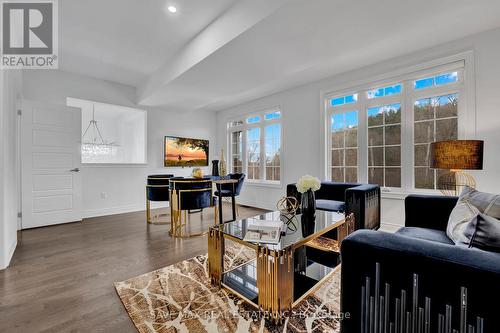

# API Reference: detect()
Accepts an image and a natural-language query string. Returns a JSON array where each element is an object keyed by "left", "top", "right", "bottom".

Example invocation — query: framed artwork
[{"left": 164, "top": 136, "right": 209, "bottom": 167}]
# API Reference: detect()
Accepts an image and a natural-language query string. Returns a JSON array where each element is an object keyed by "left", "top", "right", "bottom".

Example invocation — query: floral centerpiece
[
  {"left": 296, "top": 175, "right": 321, "bottom": 193},
  {"left": 296, "top": 175, "right": 321, "bottom": 236}
]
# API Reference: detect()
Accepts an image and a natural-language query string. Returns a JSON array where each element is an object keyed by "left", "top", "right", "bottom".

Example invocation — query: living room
[{"left": 1, "top": 0, "right": 500, "bottom": 332}]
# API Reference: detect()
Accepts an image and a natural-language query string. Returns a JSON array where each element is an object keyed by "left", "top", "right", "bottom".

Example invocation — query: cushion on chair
[
  {"left": 396, "top": 227, "right": 454, "bottom": 245},
  {"left": 214, "top": 190, "right": 233, "bottom": 197},
  {"left": 316, "top": 199, "right": 345, "bottom": 212}
]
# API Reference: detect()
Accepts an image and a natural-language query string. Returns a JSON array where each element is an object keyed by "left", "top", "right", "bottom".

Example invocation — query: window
[
  {"left": 330, "top": 110, "right": 358, "bottom": 182},
  {"left": 231, "top": 131, "right": 243, "bottom": 173},
  {"left": 67, "top": 98, "right": 147, "bottom": 164},
  {"left": 414, "top": 93, "right": 458, "bottom": 189},
  {"left": 368, "top": 104, "right": 401, "bottom": 187},
  {"left": 227, "top": 108, "right": 282, "bottom": 184},
  {"left": 414, "top": 72, "right": 458, "bottom": 90},
  {"left": 325, "top": 60, "right": 467, "bottom": 192},
  {"left": 265, "top": 123, "right": 281, "bottom": 181},
  {"left": 246, "top": 127, "right": 261, "bottom": 180},
  {"left": 246, "top": 115, "right": 261, "bottom": 124},
  {"left": 367, "top": 84, "right": 402, "bottom": 99},
  {"left": 331, "top": 93, "right": 358, "bottom": 107}
]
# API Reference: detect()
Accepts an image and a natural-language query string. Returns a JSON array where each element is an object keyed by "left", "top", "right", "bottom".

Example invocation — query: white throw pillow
[
  {"left": 458, "top": 186, "right": 500, "bottom": 219},
  {"left": 446, "top": 199, "right": 479, "bottom": 243},
  {"left": 447, "top": 186, "right": 500, "bottom": 244}
]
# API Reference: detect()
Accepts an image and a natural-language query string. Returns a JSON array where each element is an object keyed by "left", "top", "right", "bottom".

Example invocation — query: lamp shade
[{"left": 430, "top": 140, "right": 484, "bottom": 170}]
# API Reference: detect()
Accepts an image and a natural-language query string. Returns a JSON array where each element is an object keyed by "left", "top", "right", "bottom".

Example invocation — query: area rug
[{"left": 115, "top": 245, "right": 341, "bottom": 333}]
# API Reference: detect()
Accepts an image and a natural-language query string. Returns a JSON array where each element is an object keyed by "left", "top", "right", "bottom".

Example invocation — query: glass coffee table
[{"left": 207, "top": 210, "right": 355, "bottom": 322}]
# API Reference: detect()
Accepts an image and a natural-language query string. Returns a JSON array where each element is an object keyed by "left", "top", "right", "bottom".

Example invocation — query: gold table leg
[
  {"left": 146, "top": 196, "right": 151, "bottom": 223},
  {"left": 338, "top": 213, "right": 356, "bottom": 248},
  {"left": 257, "top": 246, "right": 294, "bottom": 323},
  {"left": 208, "top": 227, "right": 224, "bottom": 286}
]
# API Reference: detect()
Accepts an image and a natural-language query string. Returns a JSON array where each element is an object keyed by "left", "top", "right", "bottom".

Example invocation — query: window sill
[{"left": 244, "top": 180, "right": 283, "bottom": 189}]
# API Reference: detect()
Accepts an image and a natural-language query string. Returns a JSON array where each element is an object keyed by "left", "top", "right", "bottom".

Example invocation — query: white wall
[
  {"left": 216, "top": 27, "right": 500, "bottom": 230},
  {"left": 22, "top": 70, "right": 216, "bottom": 218},
  {"left": 0, "top": 69, "right": 22, "bottom": 269}
]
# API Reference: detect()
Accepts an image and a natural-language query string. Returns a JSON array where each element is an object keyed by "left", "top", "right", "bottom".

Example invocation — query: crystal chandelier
[{"left": 82, "top": 105, "right": 119, "bottom": 159}]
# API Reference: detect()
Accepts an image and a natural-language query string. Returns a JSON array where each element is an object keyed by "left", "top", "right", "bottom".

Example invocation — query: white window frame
[
  {"left": 227, "top": 107, "right": 283, "bottom": 186},
  {"left": 321, "top": 52, "right": 475, "bottom": 197}
]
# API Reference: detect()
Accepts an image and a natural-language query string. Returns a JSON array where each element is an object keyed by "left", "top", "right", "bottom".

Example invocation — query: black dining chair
[
  {"left": 214, "top": 173, "right": 245, "bottom": 221},
  {"left": 146, "top": 174, "right": 174, "bottom": 225},
  {"left": 169, "top": 178, "right": 215, "bottom": 237}
]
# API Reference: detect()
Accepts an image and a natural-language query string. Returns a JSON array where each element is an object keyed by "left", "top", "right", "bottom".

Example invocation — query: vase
[
  {"left": 301, "top": 189, "right": 316, "bottom": 237},
  {"left": 219, "top": 149, "right": 227, "bottom": 177},
  {"left": 211, "top": 160, "right": 220, "bottom": 177}
]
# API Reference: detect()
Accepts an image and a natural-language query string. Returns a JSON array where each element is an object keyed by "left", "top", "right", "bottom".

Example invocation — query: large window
[
  {"left": 227, "top": 109, "right": 282, "bottom": 184},
  {"left": 67, "top": 98, "right": 147, "bottom": 164},
  {"left": 325, "top": 61, "right": 468, "bottom": 192}
]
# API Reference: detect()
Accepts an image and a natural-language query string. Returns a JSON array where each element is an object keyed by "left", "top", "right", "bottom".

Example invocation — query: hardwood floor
[{"left": 0, "top": 204, "right": 266, "bottom": 332}]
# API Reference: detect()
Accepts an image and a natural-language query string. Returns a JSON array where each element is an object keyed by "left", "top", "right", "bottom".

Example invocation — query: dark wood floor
[{"left": 0, "top": 204, "right": 265, "bottom": 332}]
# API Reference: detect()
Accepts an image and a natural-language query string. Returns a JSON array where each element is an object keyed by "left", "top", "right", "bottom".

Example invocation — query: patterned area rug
[{"left": 115, "top": 245, "right": 341, "bottom": 332}]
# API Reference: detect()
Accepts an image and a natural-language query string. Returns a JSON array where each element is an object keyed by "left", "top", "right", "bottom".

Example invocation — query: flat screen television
[{"left": 164, "top": 136, "right": 209, "bottom": 167}]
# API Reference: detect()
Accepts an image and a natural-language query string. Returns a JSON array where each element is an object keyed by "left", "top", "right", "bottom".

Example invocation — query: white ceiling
[
  {"left": 59, "top": 0, "right": 238, "bottom": 86},
  {"left": 58, "top": 0, "right": 500, "bottom": 111}
]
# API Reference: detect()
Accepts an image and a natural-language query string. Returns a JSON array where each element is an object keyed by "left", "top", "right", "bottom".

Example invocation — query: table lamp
[{"left": 430, "top": 140, "right": 484, "bottom": 196}]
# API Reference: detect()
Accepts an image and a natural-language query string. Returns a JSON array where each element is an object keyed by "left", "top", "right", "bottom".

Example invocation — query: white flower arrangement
[{"left": 296, "top": 175, "right": 321, "bottom": 193}]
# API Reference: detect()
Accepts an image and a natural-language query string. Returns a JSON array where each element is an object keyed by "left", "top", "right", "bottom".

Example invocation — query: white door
[{"left": 21, "top": 100, "right": 82, "bottom": 229}]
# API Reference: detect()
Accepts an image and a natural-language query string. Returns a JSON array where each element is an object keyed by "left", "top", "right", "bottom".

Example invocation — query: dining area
[{"left": 145, "top": 173, "right": 246, "bottom": 238}]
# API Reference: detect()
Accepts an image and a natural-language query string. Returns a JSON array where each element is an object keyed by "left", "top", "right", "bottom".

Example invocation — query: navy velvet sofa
[
  {"left": 286, "top": 181, "right": 381, "bottom": 230},
  {"left": 340, "top": 194, "right": 500, "bottom": 333}
]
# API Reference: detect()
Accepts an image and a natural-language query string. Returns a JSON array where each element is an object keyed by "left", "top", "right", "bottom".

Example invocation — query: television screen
[{"left": 164, "top": 136, "right": 209, "bottom": 167}]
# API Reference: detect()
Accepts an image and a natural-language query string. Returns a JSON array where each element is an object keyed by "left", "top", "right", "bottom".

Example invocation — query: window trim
[
  {"left": 226, "top": 106, "right": 283, "bottom": 186},
  {"left": 321, "top": 51, "right": 476, "bottom": 195}
]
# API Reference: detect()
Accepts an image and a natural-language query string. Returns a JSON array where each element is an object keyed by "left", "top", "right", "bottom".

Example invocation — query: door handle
[{"left": 69, "top": 168, "right": 80, "bottom": 172}]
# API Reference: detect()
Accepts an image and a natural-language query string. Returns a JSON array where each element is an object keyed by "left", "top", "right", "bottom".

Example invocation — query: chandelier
[{"left": 82, "top": 105, "right": 119, "bottom": 159}]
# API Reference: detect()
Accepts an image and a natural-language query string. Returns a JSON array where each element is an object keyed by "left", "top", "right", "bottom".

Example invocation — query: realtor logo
[{"left": 1, "top": 0, "right": 58, "bottom": 69}]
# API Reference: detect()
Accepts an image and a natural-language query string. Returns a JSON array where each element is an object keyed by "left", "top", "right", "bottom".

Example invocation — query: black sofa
[
  {"left": 287, "top": 181, "right": 380, "bottom": 230},
  {"left": 340, "top": 194, "right": 500, "bottom": 333}
]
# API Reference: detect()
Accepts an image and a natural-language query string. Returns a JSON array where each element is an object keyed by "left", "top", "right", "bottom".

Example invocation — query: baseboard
[
  {"left": 82, "top": 204, "right": 145, "bottom": 219},
  {"left": 0, "top": 239, "right": 17, "bottom": 270}
]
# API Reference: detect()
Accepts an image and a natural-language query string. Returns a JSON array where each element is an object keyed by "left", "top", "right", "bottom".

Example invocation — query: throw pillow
[
  {"left": 446, "top": 199, "right": 479, "bottom": 243},
  {"left": 457, "top": 212, "right": 500, "bottom": 253},
  {"left": 458, "top": 186, "right": 500, "bottom": 219},
  {"left": 446, "top": 186, "right": 500, "bottom": 243}
]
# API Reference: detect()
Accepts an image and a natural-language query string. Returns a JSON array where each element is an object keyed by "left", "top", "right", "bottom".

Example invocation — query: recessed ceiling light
[{"left": 167, "top": 5, "right": 177, "bottom": 13}]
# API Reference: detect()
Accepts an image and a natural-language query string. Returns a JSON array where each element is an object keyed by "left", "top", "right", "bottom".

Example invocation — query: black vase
[
  {"left": 211, "top": 160, "right": 220, "bottom": 177},
  {"left": 301, "top": 189, "right": 316, "bottom": 237}
]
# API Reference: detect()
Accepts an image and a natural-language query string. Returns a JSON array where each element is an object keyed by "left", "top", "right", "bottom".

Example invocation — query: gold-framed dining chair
[
  {"left": 146, "top": 174, "right": 174, "bottom": 225},
  {"left": 169, "top": 178, "right": 216, "bottom": 238}
]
